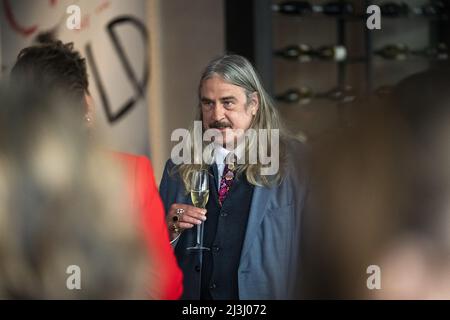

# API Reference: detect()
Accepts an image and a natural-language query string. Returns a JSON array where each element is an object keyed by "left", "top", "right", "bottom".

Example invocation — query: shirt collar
[
  {"left": 213, "top": 144, "right": 245, "bottom": 165},
  {"left": 213, "top": 146, "right": 231, "bottom": 165}
]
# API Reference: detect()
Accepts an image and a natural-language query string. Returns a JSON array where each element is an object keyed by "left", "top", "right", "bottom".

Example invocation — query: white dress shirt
[{"left": 213, "top": 146, "right": 231, "bottom": 190}]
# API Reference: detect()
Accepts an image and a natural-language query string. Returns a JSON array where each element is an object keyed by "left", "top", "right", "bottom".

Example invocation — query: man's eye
[{"left": 223, "top": 101, "right": 233, "bottom": 107}]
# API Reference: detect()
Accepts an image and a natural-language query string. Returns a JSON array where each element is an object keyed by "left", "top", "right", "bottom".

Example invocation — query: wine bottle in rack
[
  {"left": 275, "top": 87, "right": 313, "bottom": 104},
  {"left": 316, "top": 45, "right": 347, "bottom": 62},
  {"left": 374, "top": 44, "right": 409, "bottom": 60},
  {"left": 315, "top": 1, "right": 354, "bottom": 16},
  {"left": 275, "top": 44, "right": 347, "bottom": 62},
  {"left": 316, "top": 86, "right": 356, "bottom": 103},
  {"left": 412, "top": 1, "right": 446, "bottom": 17},
  {"left": 274, "top": 44, "right": 315, "bottom": 62},
  {"left": 375, "top": 85, "right": 394, "bottom": 97},
  {"left": 272, "top": 1, "right": 312, "bottom": 16},
  {"left": 273, "top": 1, "right": 354, "bottom": 17},
  {"left": 411, "top": 43, "right": 449, "bottom": 60},
  {"left": 379, "top": 2, "right": 409, "bottom": 17}
]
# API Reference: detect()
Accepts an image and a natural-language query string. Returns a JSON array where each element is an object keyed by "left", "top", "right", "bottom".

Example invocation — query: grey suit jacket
[{"left": 159, "top": 140, "right": 309, "bottom": 299}]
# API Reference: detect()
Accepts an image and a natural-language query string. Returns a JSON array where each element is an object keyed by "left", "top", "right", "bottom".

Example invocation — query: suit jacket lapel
[
  {"left": 209, "top": 164, "right": 220, "bottom": 206},
  {"left": 212, "top": 163, "right": 219, "bottom": 192},
  {"left": 239, "top": 185, "right": 272, "bottom": 262}
]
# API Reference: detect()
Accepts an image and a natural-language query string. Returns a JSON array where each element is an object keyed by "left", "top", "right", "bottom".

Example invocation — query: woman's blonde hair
[{"left": 0, "top": 87, "right": 149, "bottom": 299}]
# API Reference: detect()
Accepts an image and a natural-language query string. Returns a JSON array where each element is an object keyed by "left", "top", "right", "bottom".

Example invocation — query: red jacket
[{"left": 112, "top": 152, "right": 183, "bottom": 299}]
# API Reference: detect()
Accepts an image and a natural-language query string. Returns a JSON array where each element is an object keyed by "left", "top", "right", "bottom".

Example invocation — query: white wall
[
  {"left": 1, "top": 0, "right": 150, "bottom": 156},
  {"left": 147, "top": 0, "right": 225, "bottom": 182}
]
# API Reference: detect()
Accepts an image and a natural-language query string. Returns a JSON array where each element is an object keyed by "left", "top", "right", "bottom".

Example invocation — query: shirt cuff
[{"left": 170, "top": 234, "right": 181, "bottom": 247}]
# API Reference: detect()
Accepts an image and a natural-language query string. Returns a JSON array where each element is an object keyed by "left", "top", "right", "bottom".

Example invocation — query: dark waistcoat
[{"left": 175, "top": 165, "right": 254, "bottom": 300}]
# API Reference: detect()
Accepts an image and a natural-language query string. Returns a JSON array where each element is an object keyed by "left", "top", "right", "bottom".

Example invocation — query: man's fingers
[
  {"left": 181, "top": 214, "right": 204, "bottom": 225},
  {"left": 182, "top": 206, "right": 207, "bottom": 222},
  {"left": 178, "top": 222, "right": 194, "bottom": 229},
  {"left": 185, "top": 210, "right": 207, "bottom": 222},
  {"left": 172, "top": 203, "right": 206, "bottom": 215},
  {"left": 168, "top": 204, "right": 207, "bottom": 233}
]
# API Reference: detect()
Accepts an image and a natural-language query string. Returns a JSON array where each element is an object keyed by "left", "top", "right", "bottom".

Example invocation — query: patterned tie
[{"left": 218, "top": 164, "right": 235, "bottom": 206}]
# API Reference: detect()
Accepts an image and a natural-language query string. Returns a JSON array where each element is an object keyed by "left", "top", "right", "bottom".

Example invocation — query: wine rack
[
  {"left": 272, "top": 0, "right": 449, "bottom": 104},
  {"left": 225, "top": 0, "right": 450, "bottom": 138},
  {"left": 271, "top": 0, "right": 365, "bottom": 133}
]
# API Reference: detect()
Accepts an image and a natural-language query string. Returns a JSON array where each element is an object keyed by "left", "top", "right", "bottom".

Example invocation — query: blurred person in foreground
[
  {"left": 9, "top": 39, "right": 182, "bottom": 299},
  {"left": 160, "top": 55, "right": 309, "bottom": 299},
  {"left": 300, "top": 67, "right": 450, "bottom": 299},
  {"left": 0, "top": 86, "right": 149, "bottom": 298},
  {"left": 385, "top": 67, "right": 450, "bottom": 299}
]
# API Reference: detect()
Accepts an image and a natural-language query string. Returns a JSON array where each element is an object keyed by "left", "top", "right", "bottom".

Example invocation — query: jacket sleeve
[
  {"left": 159, "top": 159, "right": 178, "bottom": 214},
  {"left": 136, "top": 156, "right": 183, "bottom": 300}
]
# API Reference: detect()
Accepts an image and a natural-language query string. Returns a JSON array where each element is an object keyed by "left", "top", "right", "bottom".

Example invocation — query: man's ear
[{"left": 250, "top": 92, "right": 259, "bottom": 115}]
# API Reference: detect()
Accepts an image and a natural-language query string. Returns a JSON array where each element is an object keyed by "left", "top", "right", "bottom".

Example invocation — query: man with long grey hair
[{"left": 160, "top": 54, "right": 309, "bottom": 299}]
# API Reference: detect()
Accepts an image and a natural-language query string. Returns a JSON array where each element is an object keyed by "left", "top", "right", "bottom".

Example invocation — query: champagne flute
[{"left": 187, "top": 169, "right": 210, "bottom": 251}]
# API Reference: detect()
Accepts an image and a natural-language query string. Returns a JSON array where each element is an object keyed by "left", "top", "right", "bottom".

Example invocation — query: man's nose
[{"left": 212, "top": 103, "right": 225, "bottom": 121}]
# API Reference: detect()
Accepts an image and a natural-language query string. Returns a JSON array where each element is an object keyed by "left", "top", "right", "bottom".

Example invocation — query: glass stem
[{"left": 197, "top": 223, "right": 202, "bottom": 246}]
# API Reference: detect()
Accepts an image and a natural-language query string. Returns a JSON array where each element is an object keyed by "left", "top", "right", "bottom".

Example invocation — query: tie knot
[
  {"left": 225, "top": 153, "right": 237, "bottom": 171},
  {"left": 223, "top": 164, "right": 235, "bottom": 181},
  {"left": 219, "top": 163, "right": 235, "bottom": 206}
]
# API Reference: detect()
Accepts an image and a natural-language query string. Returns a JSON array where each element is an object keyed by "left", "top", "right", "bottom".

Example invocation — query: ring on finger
[
  {"left": 172, "top": 221, "right": 181, "bottom": 234},
  {"left": 172, "top": 208, "right": 185, "bottom": 222}
]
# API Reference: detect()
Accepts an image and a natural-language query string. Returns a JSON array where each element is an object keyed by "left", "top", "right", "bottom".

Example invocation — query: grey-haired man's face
[{"left": 200, "top": 76, "right": 258, "bottom": 148}]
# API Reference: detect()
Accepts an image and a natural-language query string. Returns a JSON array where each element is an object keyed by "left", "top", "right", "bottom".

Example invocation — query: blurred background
[
  {"left": 2, "top": 0, "right": 450, "bottom": 300},
  {"left": 2, "top": 0, "right": 449, "bottom": 181}
]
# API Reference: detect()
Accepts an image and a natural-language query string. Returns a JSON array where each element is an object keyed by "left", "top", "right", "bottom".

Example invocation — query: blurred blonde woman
[
  {"left": 0, "top": 86, "right": 149, "bottom": 299},
  {"left": 9, "top": 38, "right": 183, "bottom": 300}
]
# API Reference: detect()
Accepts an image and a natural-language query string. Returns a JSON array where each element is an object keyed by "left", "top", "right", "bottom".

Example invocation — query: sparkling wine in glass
[{"left": 187, "top": 169, "right": 210, "bottom": 251}]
